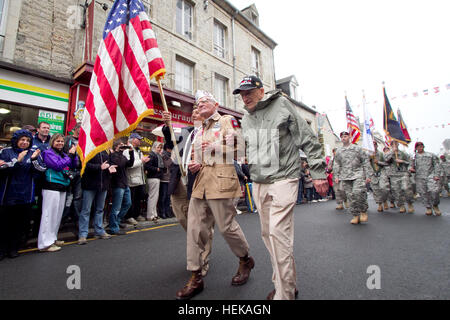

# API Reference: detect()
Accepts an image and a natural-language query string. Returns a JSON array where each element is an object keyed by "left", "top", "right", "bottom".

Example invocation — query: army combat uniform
[
  {"left": 334, "top": 144, "right": 373, "bottom": 221},
  {"left": 439, "top": 158, "right": 450, "bottom": 196},
  {"left": 385, "top": 150, "right": 415, "bottom": 212},
  {"left": 413, "top": 151, "right": 441, "bottom": 215},
  {"left": 369, "top": 150, "right": 389, "bottom": 211},
  {"left": 328, "top": 156, "right": 347, "bottom": 210}
]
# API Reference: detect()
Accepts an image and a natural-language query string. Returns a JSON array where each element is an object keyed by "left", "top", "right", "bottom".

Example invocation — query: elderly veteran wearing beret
[{"left": 175, "top": 91, "right": 254, "bottom": 300}]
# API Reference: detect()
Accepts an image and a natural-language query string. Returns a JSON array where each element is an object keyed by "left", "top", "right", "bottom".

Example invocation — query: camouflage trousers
[
  {"left": 333, "top": 181, "right": 347, "bottom": 204},
  {"left": 341, "top": 179, "right": 368, "bottom": 216},
  {"left": 416, "top": 176, "right": 440, "bottom": 208},
  {"left": 390, "top": 174, "right": 415, "bottom": 206},
  {"left": 371, "top": 174, "right": 389, "bottom": 204},
  {"left": 387, "top": 177, "right": 394, "bottom": 203},
  {"left": 441, "top": 175, "right": 449, "bottom": 193}
]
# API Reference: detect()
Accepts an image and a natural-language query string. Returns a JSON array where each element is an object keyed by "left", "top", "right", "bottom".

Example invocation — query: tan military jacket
[{"left": 191, "top": 112, "right": 242, "bottom": 200}]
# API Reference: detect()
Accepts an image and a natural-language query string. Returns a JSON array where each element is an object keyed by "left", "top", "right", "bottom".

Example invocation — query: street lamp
[{"left": 80, "top": 0, "right": 109, "bottom": 29}]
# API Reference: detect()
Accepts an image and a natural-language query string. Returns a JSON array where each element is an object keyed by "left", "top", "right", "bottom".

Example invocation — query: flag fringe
[
  {"left": 77, "top": 108, "right": 155, "bottom": 176},
  {"left": 150, "top": 68, "right": 166, "bottom": 80}
]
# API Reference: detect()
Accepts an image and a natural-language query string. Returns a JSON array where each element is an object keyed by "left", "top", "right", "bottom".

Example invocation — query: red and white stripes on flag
[
  {"left": 385, "top": 135, "right": 392, "bottom": 148},
  {"left": 345, "top": 96, "right": 361, "bottom": 144},
  {"left": 77, "top": 0, "right": 165, "bottom": 175}
]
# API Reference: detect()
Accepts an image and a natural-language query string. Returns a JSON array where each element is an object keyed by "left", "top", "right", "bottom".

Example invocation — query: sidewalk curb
[{"left": 21, "top": 217, "right": 179, "bottom": 251}]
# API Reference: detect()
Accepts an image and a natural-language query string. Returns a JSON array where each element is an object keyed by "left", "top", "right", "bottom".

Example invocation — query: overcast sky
[{"left": 231, "top": 0, "right": 450, "bottom": 154}]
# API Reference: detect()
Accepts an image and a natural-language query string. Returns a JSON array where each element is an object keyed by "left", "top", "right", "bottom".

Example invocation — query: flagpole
[{"left": 156, "top": 77, "right": 186, "bottom": 177}]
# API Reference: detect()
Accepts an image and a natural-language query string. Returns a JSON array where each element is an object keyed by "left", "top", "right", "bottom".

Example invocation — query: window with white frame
[
  {"left": 213, "top": 20, "right": 226, "bottom": 58},
  {"left": 0, "top": 0, "right": 9, "bottom": 53},
  {"left": 214, "top": 74, "right": 228, "bottom": 106},
  {"left": 175, "top": 57, "right": 194, "bottom": 94},
  {"left": 251, "top": 47, "right": 261, "bottom": 78},
  {"left": 176, "top": 0, "right": 193, "bottom": 40},
  {"left": 290, "top": 82, "right": 298, "bottom": 100}
]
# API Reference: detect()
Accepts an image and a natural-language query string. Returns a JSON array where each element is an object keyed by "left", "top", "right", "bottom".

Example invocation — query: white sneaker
[
  {"left": 40, "top": 244, "right": 61, "bottom": 252},
  {"left": 236, "top": 209, "right": 243, "bottom": 215},
  {"left": 127, "top": 218, "right": 138, "bottom": 225},
  {"left": 136, "top": 216, "right": 146, "bottom": 222},
  {"left": 312, "top": 200, "right": 318, "bottom": 203}
]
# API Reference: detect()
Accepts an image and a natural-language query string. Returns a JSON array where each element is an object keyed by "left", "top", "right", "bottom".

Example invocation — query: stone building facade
[{"left": 0, "top": 0, "right": 277, "bottom": 144}]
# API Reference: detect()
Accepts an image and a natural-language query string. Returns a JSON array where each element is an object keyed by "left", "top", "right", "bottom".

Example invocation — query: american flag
[
  {"left": 78, "top": 0, "right": 165, "bottom": 175},
  {"left": 345, "top": 96, "right": 361, "bottom": 144},
  {"left": 385, "top": 135, "right": 392, "bottom": 148}
]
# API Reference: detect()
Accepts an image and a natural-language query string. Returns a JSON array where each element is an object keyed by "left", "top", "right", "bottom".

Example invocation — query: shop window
[{"left": 0, "top": 102, "right": 65, "bottom": 147}]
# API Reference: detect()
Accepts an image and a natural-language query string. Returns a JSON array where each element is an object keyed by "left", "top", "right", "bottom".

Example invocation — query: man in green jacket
[{"left": 233, "top": 76, "right": 328, "bottom": 300}]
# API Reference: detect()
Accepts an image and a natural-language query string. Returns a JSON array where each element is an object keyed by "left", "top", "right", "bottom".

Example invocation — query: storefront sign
[{"left": 38, "top": 110, "right": 65, "bottom": 135}]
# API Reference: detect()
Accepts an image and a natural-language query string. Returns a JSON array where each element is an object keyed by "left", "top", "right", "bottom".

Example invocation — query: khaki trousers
[
  {"left": 171, "top": 179, "right": 214, "bottom": 269},
  {"left": 253, "top": 178, "right": 299, "bottom": 300},
  {"left": 187, "top": 197, "right": 249, "bottom": 271}
]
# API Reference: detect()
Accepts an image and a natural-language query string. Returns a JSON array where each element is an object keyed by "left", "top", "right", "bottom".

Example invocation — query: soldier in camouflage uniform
[
  {"left": 385, "top": 141, "right": 415, "bottom": 213},
  {"left": 411, "top": 142, "right": 441, "bottom": 216},
  {"left": 369, "top": 141, "right": 390, "bottom": 212},
  {"left": 439, "top": 155, "right": 450, "bottom": 197},
  {"left": 382, "top": 146, "right": 394, "bottom": 210},
  {"left": 334, "top": 132, "right": 373, "bottom": 224},
  {"left": 328, "top": 148, "right": 347, "bottom": 210}
]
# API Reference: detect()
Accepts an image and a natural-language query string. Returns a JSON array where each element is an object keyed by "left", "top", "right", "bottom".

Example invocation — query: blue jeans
[
  {"left": 296, "top": 179, "right": 304, "bottom": 204},
  {"left": 305, "top": 188, "right": 314, "bottom": 202},
  {"left": 158, "top": 182, "right": 171, "bottom": 218},
  {"left": 78, "top": 189, "right": 108, "bottom": 238},
  {"left": 109, "top": 187, "right": 131, "bottom": 233}
]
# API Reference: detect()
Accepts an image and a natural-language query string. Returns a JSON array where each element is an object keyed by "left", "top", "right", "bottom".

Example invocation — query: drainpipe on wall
[{"left": 231, "top": 9, "right": 238, "bottom": 110}]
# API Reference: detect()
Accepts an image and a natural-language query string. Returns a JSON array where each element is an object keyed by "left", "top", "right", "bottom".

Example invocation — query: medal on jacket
[{"left": 212, "top": 122, "right": 221, "bottom": 137}]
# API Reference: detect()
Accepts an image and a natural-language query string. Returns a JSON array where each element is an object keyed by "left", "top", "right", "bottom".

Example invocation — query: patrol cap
[
  {"left": 340, "top": 131, "right": 349, "bottom": 138},
  {"left": 233, "top": 75, "right": 263, "bottom": 94}
]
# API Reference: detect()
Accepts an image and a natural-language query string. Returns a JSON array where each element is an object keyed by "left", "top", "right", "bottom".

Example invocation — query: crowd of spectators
[{"left": 0, "top": 122, "right": 178, "bottom": 260}]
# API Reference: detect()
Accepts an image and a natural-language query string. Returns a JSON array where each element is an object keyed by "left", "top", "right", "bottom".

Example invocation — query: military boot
[
  {"left": 344, "top": 200, "right": 350, "bottom": 208},
  {"left": 360, "top": 212, "right": 368, "bottom": 223},
  {"left": 350, "top": 215, "right": 360, "bottom": 225},
  {"left": 425, "top": 208, "right": 433, "bottom": 216},
  {"left": 407, "top": 203, "right": 415, "bottom": 213},
  {"left": 231, "top": 255, "right": 255, "bottom": 286},
  {"left": 176, "top": 271, "right": 204, "bottom": 300},
  {"left": 377, "top": 204, "right": 383, "bottom": 212},
  {"left": 390, "top": 201, "right": 396, "bottom": 208},
  {"left": 336, "top": 203, "right": 344, "bottom": 210},
  {"left": 399, "top": 206, "right": 406, "bottom": 213},
  {"left": 433, "top": 206, "right": 441, "bottom": 216},
  {"left": 383, "top": 201, "right": 389, "bottom": 210}
]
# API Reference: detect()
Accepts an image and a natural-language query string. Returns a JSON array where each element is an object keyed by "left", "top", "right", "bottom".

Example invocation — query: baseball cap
[
  {"left": 130, "top": 133, "right": 143, "bottom": 140},
  {"left": 233, "top": 75, "right": 263, "bottom": 94}
]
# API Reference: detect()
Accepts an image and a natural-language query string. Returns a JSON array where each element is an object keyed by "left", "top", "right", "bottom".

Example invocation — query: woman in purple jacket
[{"left": 38, "top": 134, "right": 78, "bottom": 252}]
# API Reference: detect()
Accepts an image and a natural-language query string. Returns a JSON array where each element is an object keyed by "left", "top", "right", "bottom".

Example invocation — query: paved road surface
[{"left": 1, "top": 196, "right": 449, "bottom": 300}]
